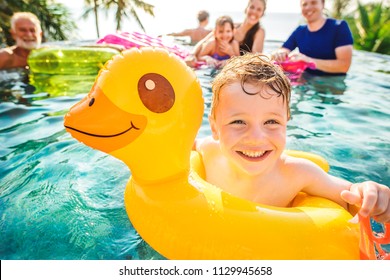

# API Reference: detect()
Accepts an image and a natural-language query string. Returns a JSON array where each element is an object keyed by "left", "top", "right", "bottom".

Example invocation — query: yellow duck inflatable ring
[{"left": 64, "top": 47, "right": 360, "bottom": 259}]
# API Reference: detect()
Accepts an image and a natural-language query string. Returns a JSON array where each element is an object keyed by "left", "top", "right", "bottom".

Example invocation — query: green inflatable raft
[{"left": 28, "top": 46, "right": 120, "bottom": 75}]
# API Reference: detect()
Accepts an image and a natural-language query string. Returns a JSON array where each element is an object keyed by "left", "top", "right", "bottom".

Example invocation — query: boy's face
[{"left": 209, "top": 81, "right": 288, "bottom": 175}]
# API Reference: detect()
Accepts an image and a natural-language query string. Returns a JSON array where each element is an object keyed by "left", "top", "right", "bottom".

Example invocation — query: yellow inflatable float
[{"left": 64, "top": 47, "right": 360, "bottom": 259}]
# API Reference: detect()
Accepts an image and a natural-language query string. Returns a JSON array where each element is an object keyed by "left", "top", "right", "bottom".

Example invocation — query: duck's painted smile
[
  {"left": 65, "top": 121, "right": 140, "bottom": 138},
  {"left": 64, "top": 85, "right": 146, "bottom": 153}
]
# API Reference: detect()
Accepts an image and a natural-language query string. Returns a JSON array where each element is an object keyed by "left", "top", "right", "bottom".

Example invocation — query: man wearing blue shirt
[{"left": 273, "top": 0, "right": 353, "bottom": 75}]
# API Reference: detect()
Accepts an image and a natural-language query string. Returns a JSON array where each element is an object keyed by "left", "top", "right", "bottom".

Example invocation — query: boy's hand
[{"left": 341, "top": 181, "right": 390, "bottom": 223}]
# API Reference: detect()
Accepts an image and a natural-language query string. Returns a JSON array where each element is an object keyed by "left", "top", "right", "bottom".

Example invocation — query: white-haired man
[{"left": 0, "top": 12, "right": 42, "bottom": 70}]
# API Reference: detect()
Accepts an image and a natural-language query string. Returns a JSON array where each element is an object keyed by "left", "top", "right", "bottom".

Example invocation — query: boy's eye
[
  {"left": 265, "top": 119, "right": 279, "bottom": 125},
  {"left": 230, "top": 120, "right": 246, "bottom": 125}
]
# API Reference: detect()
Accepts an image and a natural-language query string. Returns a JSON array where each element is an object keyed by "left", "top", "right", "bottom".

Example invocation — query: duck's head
[{"left": 64, "top": 47, "right": 204, "bottom": 183}]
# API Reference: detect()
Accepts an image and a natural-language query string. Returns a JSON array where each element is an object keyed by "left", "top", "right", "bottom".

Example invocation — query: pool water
[{"left": 0, "top": 42, "right": 389, "bottom": 260}]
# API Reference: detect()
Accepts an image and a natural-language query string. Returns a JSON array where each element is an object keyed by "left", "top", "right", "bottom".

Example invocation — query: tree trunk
[{"left": 94, "top": 0, "right": 100, "bottom": 38}]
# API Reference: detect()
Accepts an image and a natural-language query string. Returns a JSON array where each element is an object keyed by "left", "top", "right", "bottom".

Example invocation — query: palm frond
[
  {"left": 372, "top": 1, "right": 383, "bottom": 25},
  {"left": 357, "top": 1, "right": 371, "bottom": 31},
  {"left": 128, "top": 6, "right": 145, "bottom": 31}
]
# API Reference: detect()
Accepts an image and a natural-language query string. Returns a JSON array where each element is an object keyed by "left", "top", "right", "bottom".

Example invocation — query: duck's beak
[{"left": 64, "top": 84, "right": 147, "bottom": 153}]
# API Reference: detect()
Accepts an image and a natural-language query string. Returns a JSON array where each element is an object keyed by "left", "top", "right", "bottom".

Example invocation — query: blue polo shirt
[{"left": 282, "top": 18, "right": 353, "bottom": 75}]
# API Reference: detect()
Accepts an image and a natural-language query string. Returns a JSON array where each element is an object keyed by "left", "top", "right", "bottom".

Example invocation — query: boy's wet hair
[{"left": 211, "top": 53, "right": 291, "bottom": 119}]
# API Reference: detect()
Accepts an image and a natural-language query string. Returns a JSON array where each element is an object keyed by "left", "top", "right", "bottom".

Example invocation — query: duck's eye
[
  {"left": 138, "top": 73, "right": 175, "bottom": 113},
  {"left": 89, "top": 97, "right": 95, "bottom": 107},
  {"left": 145, "top": 79, "right": 155, "bottom": 90}
]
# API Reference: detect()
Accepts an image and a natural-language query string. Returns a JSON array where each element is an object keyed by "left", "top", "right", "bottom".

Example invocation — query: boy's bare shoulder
[
  {"left": 279, "top": 153, "right": 332, "bottom": 194},
  {"left": 281, "top": 153, "right": 327, "bottom": 176},
  {"left": 196, "top": 136, "right": 217, "bottom": 149},
  {"left": 195, "top": 136, "right": 220, "bottom": 157}
]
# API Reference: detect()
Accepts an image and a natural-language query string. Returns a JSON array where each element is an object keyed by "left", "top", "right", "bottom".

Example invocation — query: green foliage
[
  {"left": 346, "top": 1, "right": 390, "bottom": 55},
  {"left": 82, "top": 0, "right": 155, "bottom": 37},
  {"left": 331, "top": 0, "right": 352, "bottom": 19},
  {"left": 0, "top": 0, "right": 76, "bottom": 46}
]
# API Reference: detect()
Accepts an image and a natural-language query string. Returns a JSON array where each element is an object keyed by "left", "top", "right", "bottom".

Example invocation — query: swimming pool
[{"left": 0, "top": 42, "right": 389, "bottom": 259}]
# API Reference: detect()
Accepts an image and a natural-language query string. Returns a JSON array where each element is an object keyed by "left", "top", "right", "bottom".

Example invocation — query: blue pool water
[{"left": 0, "top": 42, "right": 389, "bottom": 260}]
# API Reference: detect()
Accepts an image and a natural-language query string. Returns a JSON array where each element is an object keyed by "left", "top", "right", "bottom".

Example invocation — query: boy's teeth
[{"left": 242, "top": 151, "right": 265, "bottom": 158}]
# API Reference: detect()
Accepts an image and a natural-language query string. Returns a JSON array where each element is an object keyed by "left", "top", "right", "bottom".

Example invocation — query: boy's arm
[
  {"left": 289, "top": 157, "right": 351, "bottom": 209},
  {"left": 296, "top": 158, "right": 390, "bottom": 222}
]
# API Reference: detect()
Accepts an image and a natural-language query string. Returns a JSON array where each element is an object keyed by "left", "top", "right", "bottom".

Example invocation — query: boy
[{"left": 195, "top": 53, "right": 390, "bottom": 223}]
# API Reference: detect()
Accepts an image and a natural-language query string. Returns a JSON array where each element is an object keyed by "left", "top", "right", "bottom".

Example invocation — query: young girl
[
  {"left": 197, "top": 15, "right": 240, "bottom": 68},
  {"left": 191, "top": 0, "right": 266, "bottom": 61},
  {"left": 195, "top": 53, "right": 390, "bottom": 223}
]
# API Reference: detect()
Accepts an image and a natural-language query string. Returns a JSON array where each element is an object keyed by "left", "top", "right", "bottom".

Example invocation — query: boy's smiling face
[{"left": 209, "top": 81, "right": 288, "bottom": 176}]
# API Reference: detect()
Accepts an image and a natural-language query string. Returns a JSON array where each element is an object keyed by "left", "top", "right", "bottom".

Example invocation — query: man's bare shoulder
[
  {"left": 0, "top": 46, "right": 16, "bottom": 55},
  {"left": 0, "top": 47, "right": 14, "bottom": 69},
  {"left": 0, "top": 48, "right": 12, "bottom": 63}
]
